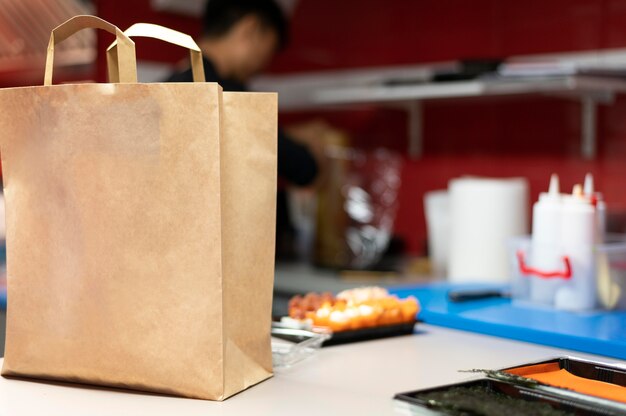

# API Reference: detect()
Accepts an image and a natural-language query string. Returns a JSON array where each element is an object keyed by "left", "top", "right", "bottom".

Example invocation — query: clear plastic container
[
  {"left": 271, "top": 326, "right": 330, "bottom": 369},
  {"left": 510, "top": 234, "right": 626, "bottom": 310}
]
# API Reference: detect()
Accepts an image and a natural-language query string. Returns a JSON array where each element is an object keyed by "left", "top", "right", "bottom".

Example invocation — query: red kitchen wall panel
[
  {"left": 269, "top": 0, "right": 498, "bottom": 72},
  {"left": 268, "top": 0, "right": 615, "bottom": 73},
  {"left": 492, "top": 1, "right": 605, "bottom": 56},
  {"left": 606, "top": 0, "right": 626, "bottom": 47},
  {"left": 96, "top": 0, "right": 626, "bottom": 255}
]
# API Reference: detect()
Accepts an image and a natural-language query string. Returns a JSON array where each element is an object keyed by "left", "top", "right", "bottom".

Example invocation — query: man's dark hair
[{"left": 202, "top": 0, "right": 288, "bottom": 49}]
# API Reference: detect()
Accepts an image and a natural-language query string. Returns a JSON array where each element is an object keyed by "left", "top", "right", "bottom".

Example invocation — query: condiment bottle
[
  {"left": 529, "top": 174, "right": 563, "bottom": 305},
  {"left": 554, "top": 184, "right": 597, "bottom": 311}
]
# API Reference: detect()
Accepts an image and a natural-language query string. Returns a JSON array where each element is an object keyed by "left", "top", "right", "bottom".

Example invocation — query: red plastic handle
[{"left": 516, "top": 250, "right": 572, "bottom": 279}]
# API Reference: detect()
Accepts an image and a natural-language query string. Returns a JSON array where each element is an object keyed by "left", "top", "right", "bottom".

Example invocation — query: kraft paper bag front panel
[{"left": 0, "top": 82, "right": 276, "bottom": 400}]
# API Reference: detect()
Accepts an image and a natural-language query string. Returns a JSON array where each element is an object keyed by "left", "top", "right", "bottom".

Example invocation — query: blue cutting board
[{"left": 389, "top": 282, "right": 626, "bottom": 360}]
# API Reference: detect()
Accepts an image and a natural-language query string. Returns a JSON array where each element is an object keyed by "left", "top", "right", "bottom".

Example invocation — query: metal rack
[{"left": 254, "top": 67, "right": 626, "bottom": 159}]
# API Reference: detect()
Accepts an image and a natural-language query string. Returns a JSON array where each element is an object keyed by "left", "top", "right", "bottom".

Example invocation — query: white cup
[{"left": 424, "top": 190, "right": 450, "bottom": 277}]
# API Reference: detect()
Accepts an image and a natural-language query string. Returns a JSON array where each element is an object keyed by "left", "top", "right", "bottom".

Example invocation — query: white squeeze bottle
[
  {"left": 584, "top": 173, "right": 606, "bottom": 243},
  {"left": 529, "top": 174, "right": 564, "bottom": 305},
  {"left": 554, "top": 184, "right": 597, "bottom": 311}
]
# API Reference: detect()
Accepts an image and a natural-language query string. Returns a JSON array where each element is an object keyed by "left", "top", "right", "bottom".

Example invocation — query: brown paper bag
[{"left": 0, "top": 16, "right": 277, "bottom": 401}]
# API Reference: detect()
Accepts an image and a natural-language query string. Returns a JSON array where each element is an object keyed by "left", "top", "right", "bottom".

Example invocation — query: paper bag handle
[
  {"left": 107, "top": 23, "right": 206, "bottom": 83},
  {"left": 44, "top": 15, "right": 137, "bottom": 86}
]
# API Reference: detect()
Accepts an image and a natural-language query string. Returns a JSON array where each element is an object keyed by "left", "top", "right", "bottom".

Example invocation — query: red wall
[{"left": 96, "top": 0, "right": 626, "bottom": 255}]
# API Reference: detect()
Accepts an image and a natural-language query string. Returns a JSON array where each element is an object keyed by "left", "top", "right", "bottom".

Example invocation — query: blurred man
[{"left": 167, "top": 0, "right": 319, "bottom": 259}]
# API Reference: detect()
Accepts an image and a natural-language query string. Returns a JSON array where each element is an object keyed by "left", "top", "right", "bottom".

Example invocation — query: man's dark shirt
[{"left": 166, "top": 57, "right": 318, "bottom": 187}]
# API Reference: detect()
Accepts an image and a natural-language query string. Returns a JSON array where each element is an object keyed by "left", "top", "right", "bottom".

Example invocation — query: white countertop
[{"left": 0, "top": 324, "right": 622, "bottom": 416}]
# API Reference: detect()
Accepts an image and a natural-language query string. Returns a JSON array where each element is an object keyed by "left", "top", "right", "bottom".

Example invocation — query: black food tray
[
  {"left": 503, "top": 356, "right": 626, "bottom": 387},
  {"left": 395, "top": 378, "right": 626, "bottom": 416},
  {"left": 322, "top": 320, "right": 416, "bottom": 347}
]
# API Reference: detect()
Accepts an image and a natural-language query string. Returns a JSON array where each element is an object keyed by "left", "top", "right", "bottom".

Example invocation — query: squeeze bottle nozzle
[
  {"left": 583, "top": 173, "right": 594, "bottom": 196},
  {"left": 548, "top": 173, "right": 560, "bottom": 195}
]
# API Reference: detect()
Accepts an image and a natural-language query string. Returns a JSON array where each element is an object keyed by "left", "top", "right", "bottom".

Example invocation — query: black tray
[
  {"left": 503, "top": 356, "right": 626, "bottom": 387},
  {"left": 322, "top": 320, "right": 416, "bottom": 347},
  {"left": 395, "top": 378, "right": 626, "bottom": 416}
]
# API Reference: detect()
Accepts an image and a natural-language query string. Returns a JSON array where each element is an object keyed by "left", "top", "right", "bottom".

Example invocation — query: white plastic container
[{"left": 510, "top": 235, "right": 626, "bottom": 311}]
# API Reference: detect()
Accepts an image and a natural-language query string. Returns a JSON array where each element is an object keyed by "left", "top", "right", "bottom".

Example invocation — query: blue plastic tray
[{"left": 389, "top": 282, "right": 626, "bottom": 360}]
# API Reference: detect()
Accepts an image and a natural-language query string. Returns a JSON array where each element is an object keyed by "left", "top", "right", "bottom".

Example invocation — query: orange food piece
[
  {"left": 401, "top": 297, "right": 420, "bottom": 321},
  {"left": 288, "top": 289, "right": 420, "bottom": 332},
  {"left": 508, "top": 364, "right": 626, "bottom": 404}
]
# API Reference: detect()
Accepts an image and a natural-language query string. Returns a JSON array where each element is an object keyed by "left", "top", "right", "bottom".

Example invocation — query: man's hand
[{"left": 285, "top": 120, "right": 347, "bottom": 187}]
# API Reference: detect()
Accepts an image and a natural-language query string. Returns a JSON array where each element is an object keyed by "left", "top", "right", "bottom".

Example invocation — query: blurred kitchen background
[{"left": 4, "top": 0, "right": 626, "bottom": 343}]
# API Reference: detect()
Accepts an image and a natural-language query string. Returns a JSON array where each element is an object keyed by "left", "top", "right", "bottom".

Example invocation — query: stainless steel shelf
[
  {"left": 314, "top": 75, "right": 625, "bottom": 104},
  {"left": 255, "top": 72, "right": 626, "bottom": 159},
  {"left": 316, "top": 75, "right": 626, "bottom": 158}
]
